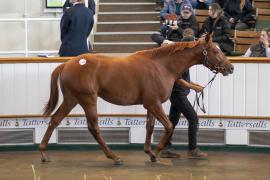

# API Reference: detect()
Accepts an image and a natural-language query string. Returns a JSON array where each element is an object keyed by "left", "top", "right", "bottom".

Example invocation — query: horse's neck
[{"left": 159, "top": 46, "right": 202, "bottom": 79}]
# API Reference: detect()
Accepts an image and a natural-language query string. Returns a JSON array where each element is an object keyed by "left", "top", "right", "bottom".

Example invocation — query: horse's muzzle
[{"left": 222, "top": 64, "right": 234, "bottom": 76}]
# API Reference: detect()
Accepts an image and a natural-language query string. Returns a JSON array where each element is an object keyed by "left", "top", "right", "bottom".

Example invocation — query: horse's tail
[{"left": 43, "top": 63, "right": 65, "bottom": 117}]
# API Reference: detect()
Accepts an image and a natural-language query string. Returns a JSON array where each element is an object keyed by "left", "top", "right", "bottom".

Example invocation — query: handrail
[
  {"left": 0, "top": 56, "right": 270, "bottom": 64},
  {"left": 0, "top": 114, "right": 269, "bottom": 120}
]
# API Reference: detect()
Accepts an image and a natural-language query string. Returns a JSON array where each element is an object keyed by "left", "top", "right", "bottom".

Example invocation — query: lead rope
[{"left": 193, "top": 73, "right": 217, "bottom": 113}]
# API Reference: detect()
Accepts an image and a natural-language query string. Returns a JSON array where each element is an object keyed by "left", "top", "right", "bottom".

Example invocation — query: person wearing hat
[
  {"left": 160, "top": 0, "right": 194, "bottom": 21},
  {"left": 152, "top": 4, "right": 198, "bottom": 46}
]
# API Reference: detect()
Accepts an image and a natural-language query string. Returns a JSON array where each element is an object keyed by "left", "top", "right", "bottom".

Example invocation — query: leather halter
[
  {"left": 193, "top": 49, "right": 225, "bottom": 113},
  {"left": 201, "top": 49, "right": 226, "bottom": 74}
]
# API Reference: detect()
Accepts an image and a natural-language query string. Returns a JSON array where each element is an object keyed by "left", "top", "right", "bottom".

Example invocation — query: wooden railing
[{"left": 0, "top": 56, "right": 270, "bottom": 64}]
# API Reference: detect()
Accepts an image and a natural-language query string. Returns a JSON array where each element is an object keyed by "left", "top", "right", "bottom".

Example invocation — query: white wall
[{"left": 0, "top": 62, "right": 270, "bottom": 117}]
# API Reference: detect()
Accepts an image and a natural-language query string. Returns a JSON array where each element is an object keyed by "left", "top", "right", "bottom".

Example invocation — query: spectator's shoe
[
  {"left": 187, "top": 148, "right": 208, "bottom": 159},
  {"left": 160, "top": 149, "right": 180, "bottom": 158},
  {"left": 155, "top": 6, "right": 162, "bottom": 11}
]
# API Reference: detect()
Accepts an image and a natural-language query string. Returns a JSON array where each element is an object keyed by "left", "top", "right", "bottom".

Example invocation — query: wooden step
[
  {"left": 94, "top": 32, "right": 156, "bottom": 42},
  {"left": 93, "top": 42, "right": 157, "bottom": 53},
  {"left": 98, "top": 12, "right": 159, "bottom": 22},
  {"left": 96, "top": 22, "right": 160, "bottom": 32}
]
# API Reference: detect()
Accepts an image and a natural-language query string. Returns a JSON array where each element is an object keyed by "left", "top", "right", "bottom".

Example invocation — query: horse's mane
[{"left": 135, "top": 40, "right": 200, "bottom": 59}]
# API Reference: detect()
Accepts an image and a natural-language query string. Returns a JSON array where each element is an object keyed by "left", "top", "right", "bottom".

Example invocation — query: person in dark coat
[
  {"left": 199, "top": 3, "right": 233, "bottom": 54},
  {"left": 63, "top": 0, "right": 96, "bottom": 15},
  {"left": 160, "top": 32, "right": 207, "bottom": 159},
  {"left": 59, "top": 0, "right": 94, "bottom": 57},
  {"left": 223, "top": 0, "right": 253, "bottom": 30},
  {"left": 152, "top": 5, "right": 199, "bottom": 45}
]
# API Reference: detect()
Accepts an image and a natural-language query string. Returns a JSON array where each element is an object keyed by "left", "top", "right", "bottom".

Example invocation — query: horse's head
[{"left": 199, "top": 33, "right": 234, "bottom": 76}]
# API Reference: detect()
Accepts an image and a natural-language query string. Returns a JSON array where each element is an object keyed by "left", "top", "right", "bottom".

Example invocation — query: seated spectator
[
  {"left": 181, "top": 28, "right": 196, "bottom": 41},
  {"left": 243, "top": 28, "right": 270, "bottom": 57},
  {"left": 199, "top": 3, "right": 233, "bottom": 54},
  {"left": 160, "top": 0, "right": 194, "bottom": 21},
  {"left": 190, "top": 0, "right": 213, "bottom": 9},
  {"left": 63, "top": 0, "right": 96, "bottom": 15},
  {"left": 153, "top": 4, "right": 198, "bottom": 45},
  {"left": 223, "top": 0, "right": 253, "bottom": 30}
]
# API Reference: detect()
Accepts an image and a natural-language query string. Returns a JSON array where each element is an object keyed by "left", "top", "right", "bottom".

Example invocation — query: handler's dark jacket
[
  {"left": 223, "top": 0, "right": 253, "bottom": 23},
  {"left": 200, "top": 16, "right": 233, "bottom": 53},
  {"left": 172, "top": 70, "right": 190, "bottom": 96},
  {"left": 59, "top": 4, "right": 94, "bottom": 57}
]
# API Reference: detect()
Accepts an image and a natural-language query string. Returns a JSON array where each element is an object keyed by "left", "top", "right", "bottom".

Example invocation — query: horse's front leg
[
  {"left": 146, "top": 103, "right": 173, "bottom": 159},
  {"left": 144, "top": 110, "right": 157, "bottom": 162}
]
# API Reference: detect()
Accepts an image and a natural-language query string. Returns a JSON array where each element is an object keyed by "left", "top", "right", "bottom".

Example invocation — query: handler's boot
[
  {"left": 160, "top": 148, "right": 180, "bottom": 158},
  {"left": 187, "top": 148, "right": 208, "bottom": 159}
]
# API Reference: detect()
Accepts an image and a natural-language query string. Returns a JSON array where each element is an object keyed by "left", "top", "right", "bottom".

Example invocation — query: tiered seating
[
  {"left": 194, "top": 9, "right": 208, "bottom": 29},
  {"left": 255, "top": 8, "right": 270, "bottom": 30},
  {"left": 253, "top": 0, "right": 270, "bottom": 8}
]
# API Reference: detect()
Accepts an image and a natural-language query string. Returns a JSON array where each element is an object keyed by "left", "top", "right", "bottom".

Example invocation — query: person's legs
[
  {"left": 235, "top": 22, "right": 248, "bottom": 30},
  {"left": 190, "top": 0, "right": 198, "bottom": 9},
  {"left": 151, "top": 33, "right": 166, "bottom": 45},
  {"left": 205, "top": 0, "right": 213, "bottom": 7},
  {"left": 179, "top": 96, "right": 207, "bottom": 158},
  {"left": 178, "top": 96, "right": 198, "bottom": 150}
]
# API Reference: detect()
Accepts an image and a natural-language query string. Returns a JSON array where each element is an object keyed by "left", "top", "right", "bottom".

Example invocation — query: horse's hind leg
[
  {"left": 81, "top": 100, "right": 122, "bottom": 165},
  {"left": 39, "top": 98, "right": 76, "bottom": 162},
  {"left": 144, "top": 111, "right": 157, "bottom": 162}
]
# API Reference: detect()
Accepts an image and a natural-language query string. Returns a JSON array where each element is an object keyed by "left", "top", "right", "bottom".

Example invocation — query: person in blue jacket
[{"left": 59, "top": 0, "right": 94, "bottom": 57}]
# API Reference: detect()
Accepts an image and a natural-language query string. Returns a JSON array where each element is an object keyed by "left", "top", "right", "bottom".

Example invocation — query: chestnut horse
[{"left": 39, "top": 34, "right": 234, "bottom": 165}]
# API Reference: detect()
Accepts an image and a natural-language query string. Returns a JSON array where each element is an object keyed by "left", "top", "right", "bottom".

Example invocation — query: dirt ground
[{"left": 0, "top": 150, "right": 269, "bottom": 180}]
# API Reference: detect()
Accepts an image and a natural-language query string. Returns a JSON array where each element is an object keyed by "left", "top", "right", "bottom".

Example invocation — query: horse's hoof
[
  {"left": 150, "top": 155, "right": 157, "bottom": 162},
  {"left": 41, "top": 156, "right": 50, "bottom": 163},
  {"left": 114, "top": 159, "right": 123, "bottom": 166}
]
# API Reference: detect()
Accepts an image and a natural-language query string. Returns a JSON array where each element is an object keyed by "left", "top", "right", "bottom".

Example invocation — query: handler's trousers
[{"left": 165, "top": 93, "right": 199, "bottom": 151}]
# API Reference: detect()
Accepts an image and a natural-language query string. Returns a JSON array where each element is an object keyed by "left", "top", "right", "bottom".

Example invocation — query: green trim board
[{"left": 0, "top": 144, "right": 269, "bottom": 153}]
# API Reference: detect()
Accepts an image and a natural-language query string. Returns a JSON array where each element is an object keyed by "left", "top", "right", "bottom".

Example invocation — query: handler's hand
[{"left": 192, "top": 84, "right": 204, "bottom": 93}]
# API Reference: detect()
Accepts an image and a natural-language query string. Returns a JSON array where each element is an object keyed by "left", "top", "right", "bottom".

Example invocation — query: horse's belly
[{"left": 98, "top": 90, "right": 141, "bottom": 106}]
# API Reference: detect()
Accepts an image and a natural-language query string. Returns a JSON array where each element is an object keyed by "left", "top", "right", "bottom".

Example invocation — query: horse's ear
[{"left": 205, "top": 33, "right": 213, "bottom": 44}]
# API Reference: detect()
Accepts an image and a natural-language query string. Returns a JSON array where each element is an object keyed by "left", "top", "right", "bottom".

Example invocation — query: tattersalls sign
[{"left": 0, "top": 116, "right": 269, "bottom": 130}]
